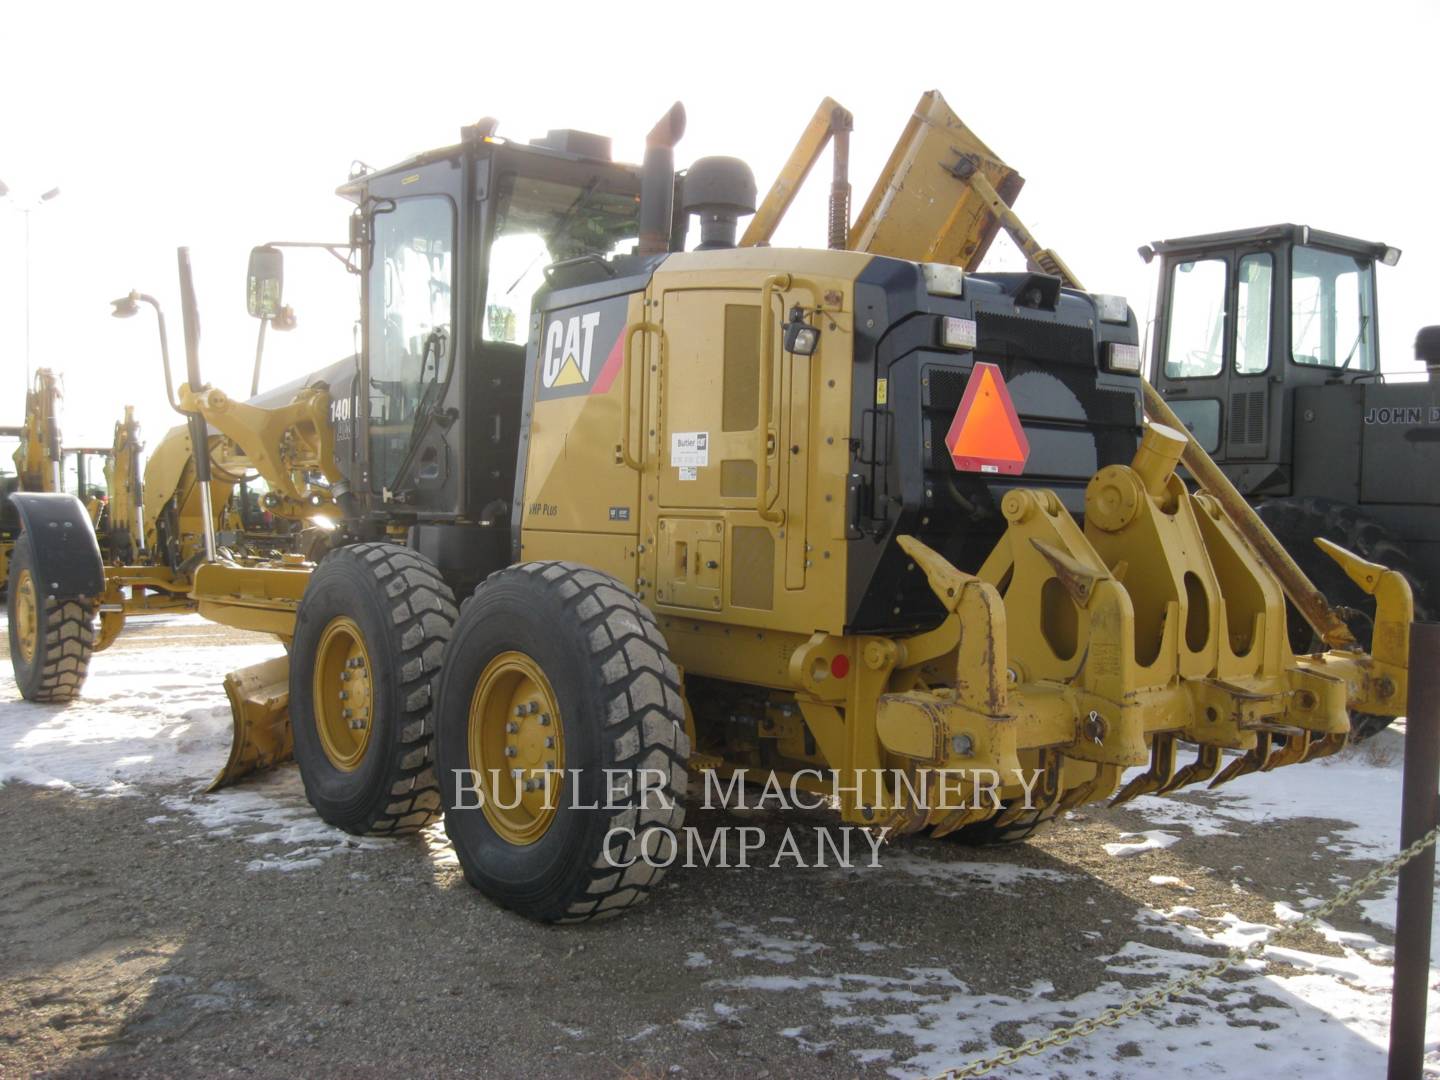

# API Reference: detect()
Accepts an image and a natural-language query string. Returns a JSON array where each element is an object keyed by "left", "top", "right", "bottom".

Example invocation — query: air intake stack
[{"left": 682, "top": 157, "right": 757, "bottom": 250}]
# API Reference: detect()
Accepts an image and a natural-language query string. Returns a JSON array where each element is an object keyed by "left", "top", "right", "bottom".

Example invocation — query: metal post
[{"left": 1388, "top": 620, "right": 1440, "bottom": 1079}]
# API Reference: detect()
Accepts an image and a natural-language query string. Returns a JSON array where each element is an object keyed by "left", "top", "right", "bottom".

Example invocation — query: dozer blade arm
[{"left": 741, "top": 97, "right": 853, "bottom": 249}]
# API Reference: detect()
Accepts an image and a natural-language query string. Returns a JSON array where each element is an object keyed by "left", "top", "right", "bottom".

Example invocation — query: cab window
[
  {"left": 1163, "top": 258, "right": 1226, "bottom": 378},
  {"left": 1291, "top": 245, "right": 1376, "bottom": 371},
  {"left": 1233, "top": 253, "right": 1273, "bottom": 375},
  {"left": 367, "top": 196, "right": 455, "bottom": 489},
  {"left": 482, "top": 173, "right": 640, "bottom": 345}
]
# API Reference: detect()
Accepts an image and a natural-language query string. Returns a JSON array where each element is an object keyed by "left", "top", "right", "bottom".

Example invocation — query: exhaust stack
[{"left": 638, "top": 102, "right": 686, "bottom": 255}]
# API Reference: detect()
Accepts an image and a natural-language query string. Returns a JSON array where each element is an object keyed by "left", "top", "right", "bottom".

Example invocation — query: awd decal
[{"left": 536, "top": 294, "right": 629, "bottom": 401}]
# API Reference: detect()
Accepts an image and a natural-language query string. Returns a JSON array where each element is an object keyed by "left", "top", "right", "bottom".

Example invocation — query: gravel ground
[{"left": 0, "top": 618, "right": 1411, "bottom": 1078}]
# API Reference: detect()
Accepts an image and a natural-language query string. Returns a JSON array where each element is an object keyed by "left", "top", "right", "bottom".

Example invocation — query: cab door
[
  {"left": 1223, "top": 251, "right": 1275, "bottom": 461},
  {"left": 360, "top": 160, "right": 465, "bottom": 512},
  {"left": 1155, "top": 248, "right": 1275, "bottom": 466}
]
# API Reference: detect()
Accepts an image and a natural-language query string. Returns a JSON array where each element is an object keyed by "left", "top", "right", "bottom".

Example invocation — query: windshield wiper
[{"left": 1337, "top": 313, "right": 1370, "bottom": 371}]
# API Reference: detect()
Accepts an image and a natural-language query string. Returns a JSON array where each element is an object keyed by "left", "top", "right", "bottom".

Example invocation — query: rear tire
[
  {"left": 6, "top": 531, "right": 95, "bottom": 703},
  {"left": 436, "top": 562, "right": 689, "bottom": 923},
  {"left": 289, "top": 543, "right": 456, "bottom": 836}
]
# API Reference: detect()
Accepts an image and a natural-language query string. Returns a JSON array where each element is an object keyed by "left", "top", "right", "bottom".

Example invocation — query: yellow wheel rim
[
  {"left": 312, "top": 616, "right": 374, "bottom": 772},
  {"left": 467, "top": 651, "right": 565, "bottom": 846},
  {"left": 15, "top": 569, "right": 38, "bottom": 665}
]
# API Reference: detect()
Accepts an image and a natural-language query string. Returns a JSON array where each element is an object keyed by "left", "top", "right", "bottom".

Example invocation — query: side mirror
[{"left": 246, "top": 245, "right": 284, "bottom": 319}]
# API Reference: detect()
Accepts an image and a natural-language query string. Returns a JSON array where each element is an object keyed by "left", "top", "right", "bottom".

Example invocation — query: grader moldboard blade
[{"left": 207, "top": 656, "right": 293, "bottom": 792}]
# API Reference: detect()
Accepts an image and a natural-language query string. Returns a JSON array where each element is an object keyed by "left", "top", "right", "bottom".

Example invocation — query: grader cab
[{"left": 5, "top": 92, "right": 1413, "bottom": 923}]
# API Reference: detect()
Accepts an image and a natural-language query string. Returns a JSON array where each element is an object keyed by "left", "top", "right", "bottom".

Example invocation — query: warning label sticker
[
  {"left": 677, "top": 466, "right": 698, "bottom": 482},
  {"left": 671, "top": 431, "right": 709, "bottom": 468}
]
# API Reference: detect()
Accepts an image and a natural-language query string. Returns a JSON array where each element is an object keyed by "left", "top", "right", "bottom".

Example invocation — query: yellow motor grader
[
  {"left": 1, "top": 369, "right": 65, "bottom": 592},
  {"left": 2, "top": 361, "right": 338, "bottom": 673},
  {"left": 5, "top": 93, "right": 1412, "bottom": 922}
]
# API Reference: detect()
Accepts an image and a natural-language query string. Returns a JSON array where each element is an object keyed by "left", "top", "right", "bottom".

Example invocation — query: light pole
[{"left": 1, "top": 182, "right": 62, "bottom": 386}]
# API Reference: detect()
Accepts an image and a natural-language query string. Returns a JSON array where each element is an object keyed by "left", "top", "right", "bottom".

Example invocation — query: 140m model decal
[{"left": 535, "top": 294, "right": 630, "bottom": 401}]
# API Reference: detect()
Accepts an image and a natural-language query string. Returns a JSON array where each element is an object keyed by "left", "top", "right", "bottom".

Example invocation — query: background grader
[
  {"left": 1, "top": 369, "right": 64, "bottom": 592},
  {"left": 3, "top": 346, "right": 336, "bottom": 687},
  {"left": 5, "top": 93, "right": 1413, "bottom": 922}
]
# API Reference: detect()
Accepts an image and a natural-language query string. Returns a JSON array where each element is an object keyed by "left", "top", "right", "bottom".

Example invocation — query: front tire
[
  {"left": 436, "top": 562, "right": 689, "bottom": 923},
  {"left": 6, "top": 531, "right": 95, "bottom": 703},
  {"left": 289, "top": 543, "right": 456, "bottom": 836}
]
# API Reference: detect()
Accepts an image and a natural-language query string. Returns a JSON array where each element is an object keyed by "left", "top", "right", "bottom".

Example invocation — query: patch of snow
[
  {"left": 1124, "top": 732, "right": 1408, "bottom": 861},
  {"left": 675, "top": 1008, "right": 711, "bottom": 1032},
  {"left": 0, "top": 629, "right": 279, "bottom": 792},
  {"left": 1147, "top": 874, "right": 1194, "bottom": 891},
  {"left": 716, "top": 916, "right": 824, "bottom": 964},
  {"left": 1103, "top": 829, "right": 1180, "bottom": 857},
  {"left": 1, "top": 626, "right": 373, "bottom": 872},
  {"left": 884, "top": 852, "right": 1074, "bottom": 895}
]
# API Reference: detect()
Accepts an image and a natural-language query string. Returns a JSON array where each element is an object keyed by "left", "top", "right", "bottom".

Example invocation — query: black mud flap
[{"left": 8, "top": 492, "right": 106, "bottom": 600}]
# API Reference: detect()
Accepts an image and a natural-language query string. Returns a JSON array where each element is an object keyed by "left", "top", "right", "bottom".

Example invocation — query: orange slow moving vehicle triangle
[{"left": 943, "top": 361, "right": 1030, "bottom": 475}]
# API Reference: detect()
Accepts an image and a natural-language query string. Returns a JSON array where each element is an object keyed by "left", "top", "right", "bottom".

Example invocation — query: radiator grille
[{"left": 976, "top": 312, "right": 1095, "bottom": 366}]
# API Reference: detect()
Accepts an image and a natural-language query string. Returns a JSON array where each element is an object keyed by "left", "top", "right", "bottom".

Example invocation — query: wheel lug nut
[
  {"left": 342, "top": 708, "right": 352, "bottom": 718},
  {"left": 539, "top": 714, "right": 551, "bottom": 726},
  {"left": 544, "top": 737, "right": 555, "bottom": 748},
  {"left": 339, "top": 691, "right": 348, "bottom": 700},
  {"left": 506, "top": 721, "right": 519, "bottom": 734},
  {"left": 504, "top": 747, "right": 517, "bottom": 757}
]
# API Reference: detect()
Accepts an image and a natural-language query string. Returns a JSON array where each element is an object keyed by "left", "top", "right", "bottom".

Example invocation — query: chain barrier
[{"left": 929, "top": 822, "right": 1440, "bottom": 1079}]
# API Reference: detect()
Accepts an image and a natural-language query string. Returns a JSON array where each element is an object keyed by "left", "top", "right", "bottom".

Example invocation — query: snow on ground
[
  {"left": 2, "top": 613, "right": 1438, "bottom": 1075},
  {"left": 0, "top": 613, "right": 374, "bottom": 871}
]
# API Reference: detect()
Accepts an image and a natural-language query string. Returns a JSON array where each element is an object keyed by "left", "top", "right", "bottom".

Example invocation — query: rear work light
[
  {"left": 921, "top": 263, "right": 966, "bottom": 297},
  {"left": 1105, "top": 342, "right": 1142, "bottom": 374},
  {"left": 940, "top": 316, "right": 977, "bottom": 351},
  {"left": 1094, "top": 293, "right": 1130, "bottom": 324}
]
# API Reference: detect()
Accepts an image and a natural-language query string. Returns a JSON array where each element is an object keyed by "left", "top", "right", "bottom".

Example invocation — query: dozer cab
[
  {"left": 1145, "top": 226, "right": 1436, "bottom": 688},
  {"left": 6, "top": 93, "right": 1414, "bottom": 923}
]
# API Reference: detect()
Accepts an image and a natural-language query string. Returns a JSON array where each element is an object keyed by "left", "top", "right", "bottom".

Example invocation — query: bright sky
[{"left": 2, "top": 0, "right": 1435, "bottom": 447}]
